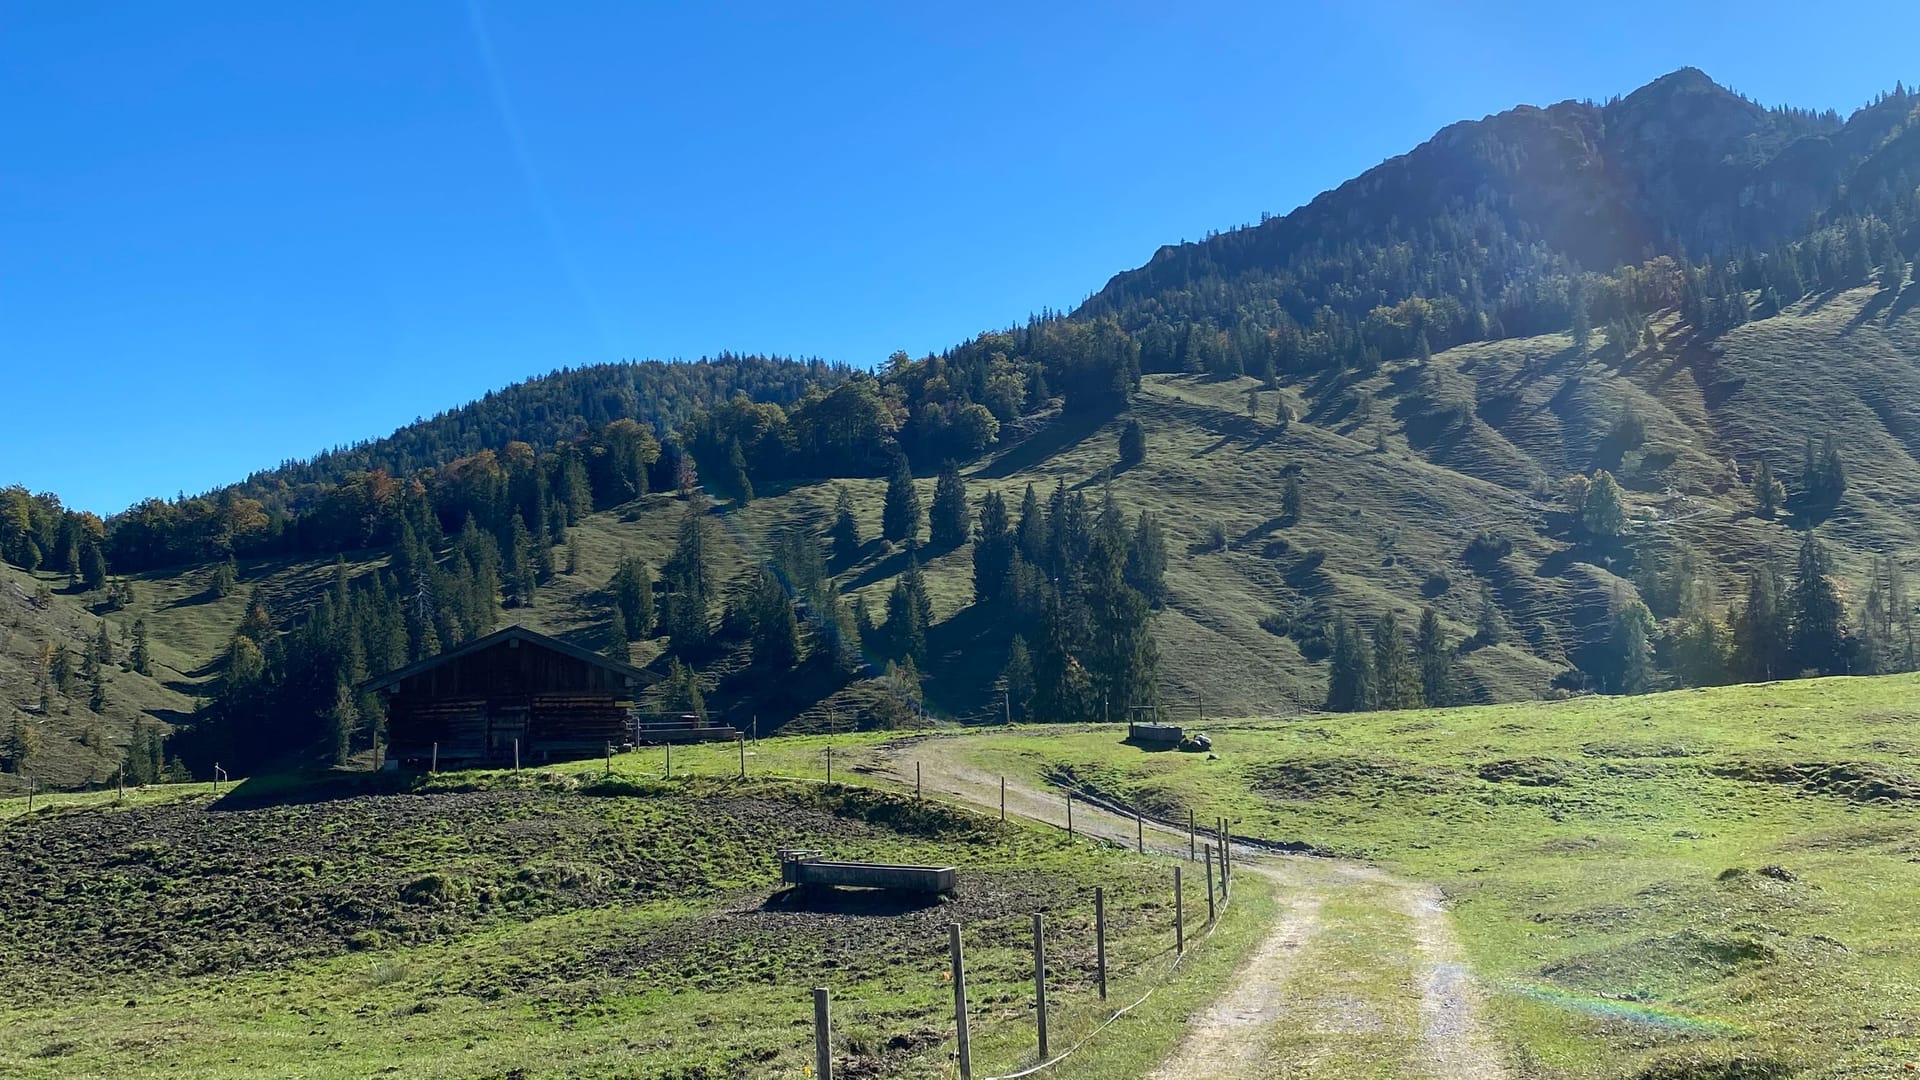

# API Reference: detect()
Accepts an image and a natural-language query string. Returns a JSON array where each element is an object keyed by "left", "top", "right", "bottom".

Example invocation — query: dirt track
[{"left": 870, "top": 735, "right": 1511, "bottom": 1079}]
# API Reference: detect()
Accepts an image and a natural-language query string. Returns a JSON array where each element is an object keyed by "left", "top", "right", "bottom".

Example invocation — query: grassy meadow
[
  {"left": 0, "top": 765, "right": 1268, "bottom": 1080},
  {"left": 887, "top": 674, "right": 1920, "bottom": 1078}
]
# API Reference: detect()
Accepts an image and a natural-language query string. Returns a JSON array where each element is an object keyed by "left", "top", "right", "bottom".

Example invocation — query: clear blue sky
[{"left": 4, "top": 1, "right": 1916, "bottom": 515}]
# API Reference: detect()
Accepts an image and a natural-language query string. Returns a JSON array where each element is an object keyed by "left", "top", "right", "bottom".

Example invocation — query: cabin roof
[{"left": 360, "top": 624, "right": 661, "bottom": 693}]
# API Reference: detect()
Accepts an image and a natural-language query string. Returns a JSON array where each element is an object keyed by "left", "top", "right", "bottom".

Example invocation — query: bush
[
  {"left": 1204, "top": 522, "right": 1229, "bottom": 551},
  {"left": 1465, "top": 530, "right": 1513, "bottom": 565}
]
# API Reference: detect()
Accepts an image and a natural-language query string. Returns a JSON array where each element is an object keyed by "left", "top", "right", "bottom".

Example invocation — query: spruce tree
[
  {"left": 929, "top": 463, "right": 970, "bottom": 549},
  {"left": 1789, "top": 531, "right": 1844, "bottom": 674},
  {"left": 1475, "top": 585, "right": 1506, "bottom": 646},
  {"left": 1015, "top": 483, "right": 1048, "bottom": 566},
  {"left": 1281, "top": 475, "right": 1303, "bottom": 524},
  {"left": 93, "top": 621, "right": 112, "bottom": 666},
  {"left": 972, "top": 489, "right": 1013, "bottom": 606},
  {"left": 130, "top": 619, "right": 151, "bottom": 676},
  {"left": 1003, "top": 635, "right": 1034, "bottom": 722},
  {"left": 1324, "top": 614, "right": 1375, "bottom": 712},
  {"left": 88, "top": 663, "right": 107, "bottom": 713},
  {"left": 1750, "top": 458, "right": 1785, "bottom": 518},
  {"left": 884, "top": 577, "right": 927, "bottom": 665},
  {"left": 830, "top": 485, "right": 862, "bottom": 563},
  {"left": 611, "top": 554, "right": 654, "bottom": 639},
  {"left": 1733, "top": 561, "right": 1791, "bottom": 680},
  {"left": 662, "top": 503, "right": 714, "bottom": 653},
  {"left": 727, "top": 439, "right": 753, "bottom": 506},
  {"left": 1415, "top": 607, "right": 1452, "bottom": 706},
  {"left": 881, "top": 455, "right": 921, "bottom": 544},
  {"left": 1118, "top": 418, "right": 1147, "bottom": 468},
  {"left": 1123, "top": 510, "right": 1168, "bottom": 608},
  {"left": 1582, "top": 470, "right": 1627, "bottom": 539},
  {"left": 327, "top": 679, "right": 357, "bottom": 766},
  {"left": 1371, "top": 613, "right": 1417, "bottom": 709},
  {"left": 747, "top": 566, "right": 801, "bottom": 673},
  {"left": 1603, "top": 595, "right": 1657, "bottom": 694}
]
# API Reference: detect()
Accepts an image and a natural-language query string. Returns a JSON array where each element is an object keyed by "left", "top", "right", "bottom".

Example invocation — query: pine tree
[
  {"left": 1123, "top": 510, "right": 1168, "bottom": 608},
  {"left": 1568, "top": 274, "right": 1592, "bottom": 354},
  {"left": 884, "top": 577, "right": 927, "bottom": 665},
  {"left": 1015, "top": 483, "right": 1048, "bottom": 566},
  {"left": 1003, "top": 635, "right": 1034, "bottom": 723},
  {"left": 210, "top": 555, "right": 238, "bottom": 599},
  {"left": 1246, "top": 388, "right": 1261, "bottom": 416},
  {"left": 1789, "top": 531, "right": 1845, "bottom": 674},
  {"left": 882, "top": 455, "right": 921, "bottom": 544},
  {"left": 1415, "top": 607, "right": 1452, "bottom": 706},
  {"left": 93, "top": 621, "right": 112, "bottom": 666},
  {"left": 746, "top": 566, "right": 801, "bottom": 673},
  {"left": 830, "top": 485, "right": 862, "bottom": 563},
  {"left": 662, "top": 658, "right": 707, "bottom": 723},
  {"left": 1325, "top": 614, "right": 1375, "bottom": 712},
  {"left": 505, "top": 514, "right": 538, "bottom": 607},
  {"left": 929, "top": 463, "right": 970, "bottom": 549},
  {"left": 1750, "top": 458, "right": 1785, "bottom": 518},
  {"left": 88, "top": 663, "right": 107, "bottom": 713},
  {"left": 604, "top": 608, "right": 630, "bottom": 661},
  {"left": 81, "top": 542, "right": 109, "bottom": 593}
]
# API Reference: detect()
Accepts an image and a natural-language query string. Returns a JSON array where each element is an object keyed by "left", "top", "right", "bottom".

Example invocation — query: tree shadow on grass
[{"left": 974, "top": 409, "right": 1112, "bottom": 480}]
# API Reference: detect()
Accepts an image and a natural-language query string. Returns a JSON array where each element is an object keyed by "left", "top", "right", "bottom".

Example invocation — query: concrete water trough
[{"left": 778, "top": 849, "right": 957, "bottom": 896}]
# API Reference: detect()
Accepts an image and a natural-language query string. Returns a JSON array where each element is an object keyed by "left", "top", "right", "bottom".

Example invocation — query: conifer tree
[
  {"left": 1281, "top": 475, "right": 1303, "bottom": 523},
  {"left": 1733, "top": 561, "right": 1791, "bottom": 680},
  {"left": 93, "top": 621, "right": 112, "bottom": 666},
  {"left": 1414, "top": 607, "right": 1452, "bottom": 706},
  {"left": 326, "top": 679, "right": 357, "bottom": 766},
  {"left": 662, "top": 658, "right": 707, "bottom": 723},
  {"left": 881, "top": 455, "right": 921, "bottom": 544},
  {"left": 506, "top": 514, "right": 537, "bottom": 607},
  {"left": 1582, "top": 470, "right": 1627, "bottom": 538},
  {"left": 662, "top": 502, "right": 714, "bottom": 653},
  {"left": 1015, "top": 483, "right": 1048, "bottom": 566},
  {"left": 727, "top": 439, "right": 753, "bottom": 506},
  {"left": 929, "top": 463, "right": 970, "bottom": 549},
  {"left": 1325, "top": 614, "right": 1375, "bottom": 712},
  {"left": 1475, "top": 585, "right": 1505, "bottom": 645},
  {"left": 1003, "top": 635, "right": 1034, "bottom": 723},
  {"left": 1118, "top": 418, "right": 1147, "bottom": 468},
  {"left": 1371, "top": 612, "right": 1417, "bottom": 709},
  {"left": 1750, "top": 458, "right": 1785, "bottom": 518},
  {"left": 88, "top": 662, "right": 107, "bottom": 713},
  {"left": 130, "top": 619, "right": 151, "bottom": 676},
  {"left": 81, "top": 542, "right": 108, "bottom": 593},
  {"left": 746, "top": 566, "right": 801, "bottom": 673},
  {"left": 830, "top": 485, "right": 862, "bottom": 563},
  {"left": 1124, "top": 510, "right": 1168, "bottom": 608},
  {"left": 1789, "top": 531, "right": 1844, "bottom": 674},
  {"left": 972, "top": 489, "right": 1014, "bottom": 606},
  {"left": 611, "top": 554, "right": 654, "bottom": 639},
  {"left": 1602, "top": 594, "right": 1657, "bottom": 694}
]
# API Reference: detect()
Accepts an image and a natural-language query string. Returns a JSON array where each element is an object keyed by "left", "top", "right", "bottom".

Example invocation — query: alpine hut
[{"left": 364, "top": 625, "right": 659, "bottom": 768}]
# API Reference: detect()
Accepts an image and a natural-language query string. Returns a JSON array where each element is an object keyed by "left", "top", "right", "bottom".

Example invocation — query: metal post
[
  {"left": 1066, "top": 793, "right": 1073, "bottom": 836},
  {"left": 752, "top": 716, "right": 758, "bottom": 745},
  {"left": 1094, "top": 887, "right": 1107, "bottom": 1001},
  {"left": 606, "top": 741, "right": 612, "bottom": 776},
  {"left": 431, "top": 743, "right": 437, "bottom": 774},
  {"left": 665, "top": 741, "right": 671, "bottom": 778},
  {"left": 950, "top": 925, "right": 971, "bottom": 1080},
  {"left": 738, "top": 734, "right": 745, "bottom": 779},
  {"left": 1175, "top": 867, "right": 1185, "bottom": 955},
  {"left": 1188, "top": 809, "right": 1196, "bottom": 861},
  {"left": 1206, "top": 846, "right": 1216, "bottom": 924},
  {"left": 813, "top": 986, "right": 832, "bottom": 1080},
  {"left": 826, "top": 746, "right": 832, "bottom": 785},
  {"left": 1000, "top": 775, "right": 1006, "bottom": 821},
  {"left": 1004, "top": 690, "right": 1011, "bottom": 727},
  {"left": 1032, "top": 913, "right": 1049, "bottom": 1060},
  {"left": 513, "top": 738, "right": 520, "bottom": 772}
]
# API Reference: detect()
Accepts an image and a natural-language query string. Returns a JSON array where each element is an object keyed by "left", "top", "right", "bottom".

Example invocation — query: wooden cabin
[{"left": 364, "top": 625, "right": 659, "bottom": 768}]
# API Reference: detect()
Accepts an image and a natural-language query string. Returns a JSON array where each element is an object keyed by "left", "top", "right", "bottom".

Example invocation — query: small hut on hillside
[{"left": 364, "top": 625, "right": 659, "bottom": 768}]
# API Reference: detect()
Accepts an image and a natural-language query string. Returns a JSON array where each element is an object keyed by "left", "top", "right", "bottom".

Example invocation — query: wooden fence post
[
  {"left": 513, "top": 738, "right": 520, "bottom": 772},
  {"left": 826, "top": 746, "right": 832, "bottom": 785},
  {"left": 1094, "top": 886, "right": 1108, "bottom": 1001},
  {"left": 1205, "top": 845, "right": 1216, "bottom": 924},
  {"left": 605, "top": 741, "right": 612, "bottom": 776},
  {"left": 813, "top": 986, "right": 832, "bottom": 1080},
  {"left": 1032, "top": 913, "right": 1049, "bottom": 1060},
  {"left": 1066, "top": 793, "right": 1073, "bottom": 836},
  {"left": 1188, "top": 808, "right": 1196, "bottom": 861},
  {"left": 1000, "top": 775, "right": 1006, "bottom": 822},
  {"left": 665, "top": 740, "right": 672, "bottom": 779},
  {"left": 1136, "top": 810, "right": 1143, "bottom": 853},
  {"left": 916, "top": 762, "right": 922, "bottom": 801},
  {"left": 738, "top": 734, "right": 746, "bottom": 779},
  {"left": 1175, "top": 866, "right": 1185, "bottom": 954},
  {"left": 431, "top": 743, "right": 437, "bottom": 774},
  {"left": 950, "top": 925, "right": 971, "bottom": 1080}
]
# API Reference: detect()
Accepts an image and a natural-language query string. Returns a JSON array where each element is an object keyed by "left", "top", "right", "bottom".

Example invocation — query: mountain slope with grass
[{"left": 4, "top": 70, "right": 1920, "bottom": 786}]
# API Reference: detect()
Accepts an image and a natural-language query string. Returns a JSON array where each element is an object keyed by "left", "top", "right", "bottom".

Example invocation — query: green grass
[
  {"left": 918, "top": 674, "right": 1920, "bottom": 1078},
  {"left": 0, "top": 766, "right": 1271, "bottom": 1079}
]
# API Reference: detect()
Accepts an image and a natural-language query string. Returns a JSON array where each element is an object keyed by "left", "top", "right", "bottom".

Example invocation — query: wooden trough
[
  {"left": 1126, "top": 722, "right": 1185, "bottom": 747},
  {"left": 779, "top": 849, "right": 956, "bottom": 896}
]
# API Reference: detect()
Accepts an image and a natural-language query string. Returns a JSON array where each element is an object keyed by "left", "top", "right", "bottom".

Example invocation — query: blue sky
[{"left": 4, "top": 1, "right": 1916, "bottom": 515}]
